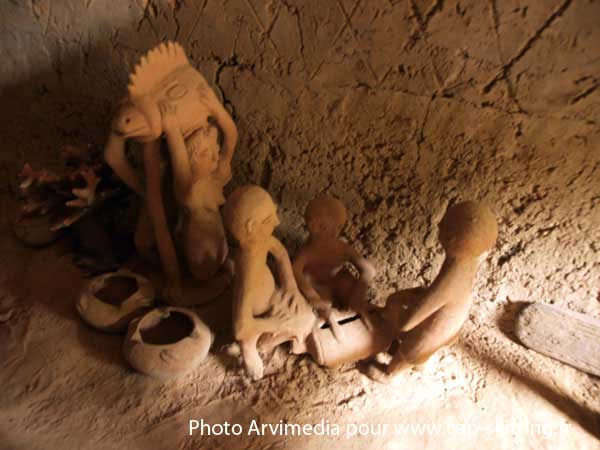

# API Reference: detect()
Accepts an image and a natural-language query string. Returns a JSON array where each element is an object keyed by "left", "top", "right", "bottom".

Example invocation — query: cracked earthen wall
[{"left": 1, "top": 0, "right": 598, "bottom": 314}]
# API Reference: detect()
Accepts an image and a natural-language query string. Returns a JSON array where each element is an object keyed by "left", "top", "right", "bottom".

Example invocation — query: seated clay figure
[
  {"left": 223, "top": 186, "right": 317, "bottom": 380},
  {"left": 104, "top": 42, "right": 238, "bottom": 304},
  {"left": 293, "top": 195, "right": 376, "bottom": 336},
  {"left": 367, "top": 201, "right": 498, "bottom": 382}
]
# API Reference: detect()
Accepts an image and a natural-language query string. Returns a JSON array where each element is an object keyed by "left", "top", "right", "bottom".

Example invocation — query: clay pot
[
  {"left": 305, "top": 311, "right": 393, "bottom": 368},
  {"left": 123, "top": 307, "right": 213, "bottom": 380},
  {"left": 77, "top": 271, "right": 155, "bottom": 332},
  {"left": 12, "top": 214, "right": 61, "bottom": 247}
]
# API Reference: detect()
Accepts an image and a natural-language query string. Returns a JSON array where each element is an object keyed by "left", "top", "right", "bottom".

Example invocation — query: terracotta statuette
[
  {"left": 367, "top": 201, "right": 498, "bottom": 382},
  {"left": 293, "top": 195, "right": 376, "bottom": 337},
  {"left": 222, "top": 186, "right": 317, "bottom": 380},
  {"left": 103, "top": 42, "right": 237, "bottom": 304}
]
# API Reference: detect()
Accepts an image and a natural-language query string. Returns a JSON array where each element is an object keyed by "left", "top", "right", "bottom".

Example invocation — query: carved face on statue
[
  {"left": 115, "top": 42, "right": 217, "bottom": 143},
  {"left": 305, "top": 195, "right": 347, "bottom": 240}
]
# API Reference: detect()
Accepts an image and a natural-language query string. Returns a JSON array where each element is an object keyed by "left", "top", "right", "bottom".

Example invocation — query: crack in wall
[{"left": 482, "top": 0, "right": 573, "bottom": 94}]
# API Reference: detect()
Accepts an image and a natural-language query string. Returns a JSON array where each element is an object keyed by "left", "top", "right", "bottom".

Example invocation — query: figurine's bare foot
[
  {"left": 374, "top": 351, "right": 393, "bottom": 365},
  {"left": 365, "top": 364, "right": 393, "bottom": 384},
  {"left": 241, "top": 338, "right": 264, "bottom": 380},
  {"left": 245, "top": 359, "right": 264, "bottom": 381},
  {"left": 223, "top": 342, "right": 241, "bottom": 357}
]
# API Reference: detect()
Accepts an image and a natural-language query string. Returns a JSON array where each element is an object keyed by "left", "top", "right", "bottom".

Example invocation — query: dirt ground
[{"left": 1, "top": 0, "right": 599, "bottom": 449}]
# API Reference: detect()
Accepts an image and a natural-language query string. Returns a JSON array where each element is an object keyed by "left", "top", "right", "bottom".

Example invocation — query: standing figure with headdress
[{"left": 104, "top": 42, "right": 238, "bottom": 304}]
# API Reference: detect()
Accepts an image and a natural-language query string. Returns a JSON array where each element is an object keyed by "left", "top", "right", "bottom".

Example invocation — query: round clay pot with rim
[
  {"left": 77, "top": 270, "right": 155, "bottom": 332},
  {"left": 123, "top": 307, "right": 213, "bottom": 380},
  {"left": 12, "top": 214, "right": 62, "bottom": 248}
]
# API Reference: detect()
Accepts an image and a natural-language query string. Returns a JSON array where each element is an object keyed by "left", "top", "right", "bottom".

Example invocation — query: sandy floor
[{"left": 0, "top": 194, "right": 598, "bottom": 450}]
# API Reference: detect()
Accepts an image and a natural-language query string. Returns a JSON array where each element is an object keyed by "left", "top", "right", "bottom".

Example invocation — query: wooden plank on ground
[{"left": 515, "top": 302, "right": 600, "bottom": 377}]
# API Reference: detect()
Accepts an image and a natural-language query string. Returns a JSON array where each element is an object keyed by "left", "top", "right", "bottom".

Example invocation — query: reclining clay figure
[{"left": 367, "top": 201, "right": 498, "bottom": 382}]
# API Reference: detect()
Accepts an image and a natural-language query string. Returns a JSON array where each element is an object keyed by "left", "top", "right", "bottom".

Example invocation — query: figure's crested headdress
[{"left": 128, "top": 41, "right": 190, "bottom": 99}]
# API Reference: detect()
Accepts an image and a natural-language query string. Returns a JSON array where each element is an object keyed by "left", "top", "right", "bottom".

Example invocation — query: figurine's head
[
  {"left": 305, "top": 195, "right": 347, "bottom": 239},
  {"left": 126, "top": 41, "right": 202, "bottom": 141},
  {"left": 438, "top": 201, "right": 498, "bottom": 259},
  {"left": 112, "top": 98, "right": 160, "bottom": 142},
  {"left": 186, "top": 125, "right": 220, "bottom": 176},
  {"left": 223, "top": 186, "right": 279, "bottom": 246}
]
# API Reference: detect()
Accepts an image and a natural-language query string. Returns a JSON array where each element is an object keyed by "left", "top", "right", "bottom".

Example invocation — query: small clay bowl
[
  {"left": 77, "top": 271, "right": 155, "bottom": 332},
  {"left": 123, "top": 307, "right": 213, "bottom": 380},
  {"left": 12, "top": 214, "right": 62, "bottom": 247}
]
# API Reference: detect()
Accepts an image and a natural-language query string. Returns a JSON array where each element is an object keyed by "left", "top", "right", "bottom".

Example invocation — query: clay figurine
[
  {"left": 123, "top": 306, "right": 213, "bottom": 380},
  {"left": 222, "top": 186, "right": 317, "bottom": 380},
  {"left": 367, "top": 201, "right": 498, "bottom": 382},
  {"left": 104, "top": 41, "right": 237, "bottom": 304},
  {"left": 293, "top": 195, "right": 376, "bottom": 336}
]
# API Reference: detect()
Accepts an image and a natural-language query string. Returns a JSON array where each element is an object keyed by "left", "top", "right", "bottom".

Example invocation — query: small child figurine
[
  {"left": 367, "top": 201, "right": 498, "bottom": 383},
  {"left": 293, "top": 195, "right": 376, "bottom": 336},
  {"left": 223, "top": 186, "right": 316, "bottom": 380}
]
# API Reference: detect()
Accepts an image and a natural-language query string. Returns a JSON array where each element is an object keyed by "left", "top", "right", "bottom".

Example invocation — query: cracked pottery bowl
[
  {"left": 77, "top": 270, "right": 155, "bottom": 332},
  {"left": 123, "top": 307, "right": 213, "bottom": 380}
]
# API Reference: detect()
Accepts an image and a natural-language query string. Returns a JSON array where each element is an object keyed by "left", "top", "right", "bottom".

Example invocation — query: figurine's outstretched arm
[
  {"left": 400, "top": 258, "right": 473, "bottom": 332},
  {"left": 269, "top": 237, "right": 299, "bottom": 292},
  {"left": 159, "top": 102, "right": 192, "bottom": 202},
  {"left": 292, "top": 249, "right": 322, "bottom": 304},
  {"left": 205, "top": 89, "right": 238, "bottom": 182},
  {"left": 143, "top": 139, "right": 182, "bottom": 288},
  {"left": 103, "top": 132, "right": 144, "bottom": 196}
]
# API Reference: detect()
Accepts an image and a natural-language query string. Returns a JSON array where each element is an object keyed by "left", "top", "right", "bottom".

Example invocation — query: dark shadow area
[
  {"left": 96, "top": 275, "right": 139, "bottom": 305},
  {"left": 496, "top": 299, "right": 531, "bottom": 343},
  {"left": 459, "top": 341, "right": 600, "bottom": 440},
  {"left": 139, "top": 311, "right": 194, "bottom": 345},
  {"left": 76, "top": 320, "right": 127, "bottom": 367}
]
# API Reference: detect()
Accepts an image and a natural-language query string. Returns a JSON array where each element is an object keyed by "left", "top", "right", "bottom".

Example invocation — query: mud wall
[{"left": 1, "top": 0, "right": 598, "bottom": 317}]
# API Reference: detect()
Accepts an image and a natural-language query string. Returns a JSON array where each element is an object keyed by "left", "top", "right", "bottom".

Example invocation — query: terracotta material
[
  {"left": 123, "top": 306, "right": 213, "bottom": 380},
  {"left": 104, "top": 42, "right": 237, "bottom": 304},
  {"left": 368, "top": 201, "right": 498, "bottom": 382},
  {"left": 293, "top": 195, "right": 376, "bottom": 335},
  {"left": 222, "top": 185, "right": 317, "bottom": 380},
  {"left": 77, "top": 271, "right": 155, "bottom": 332},
  {"left": 301, "top": 310, "right": 393, "bottom": 368}
]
